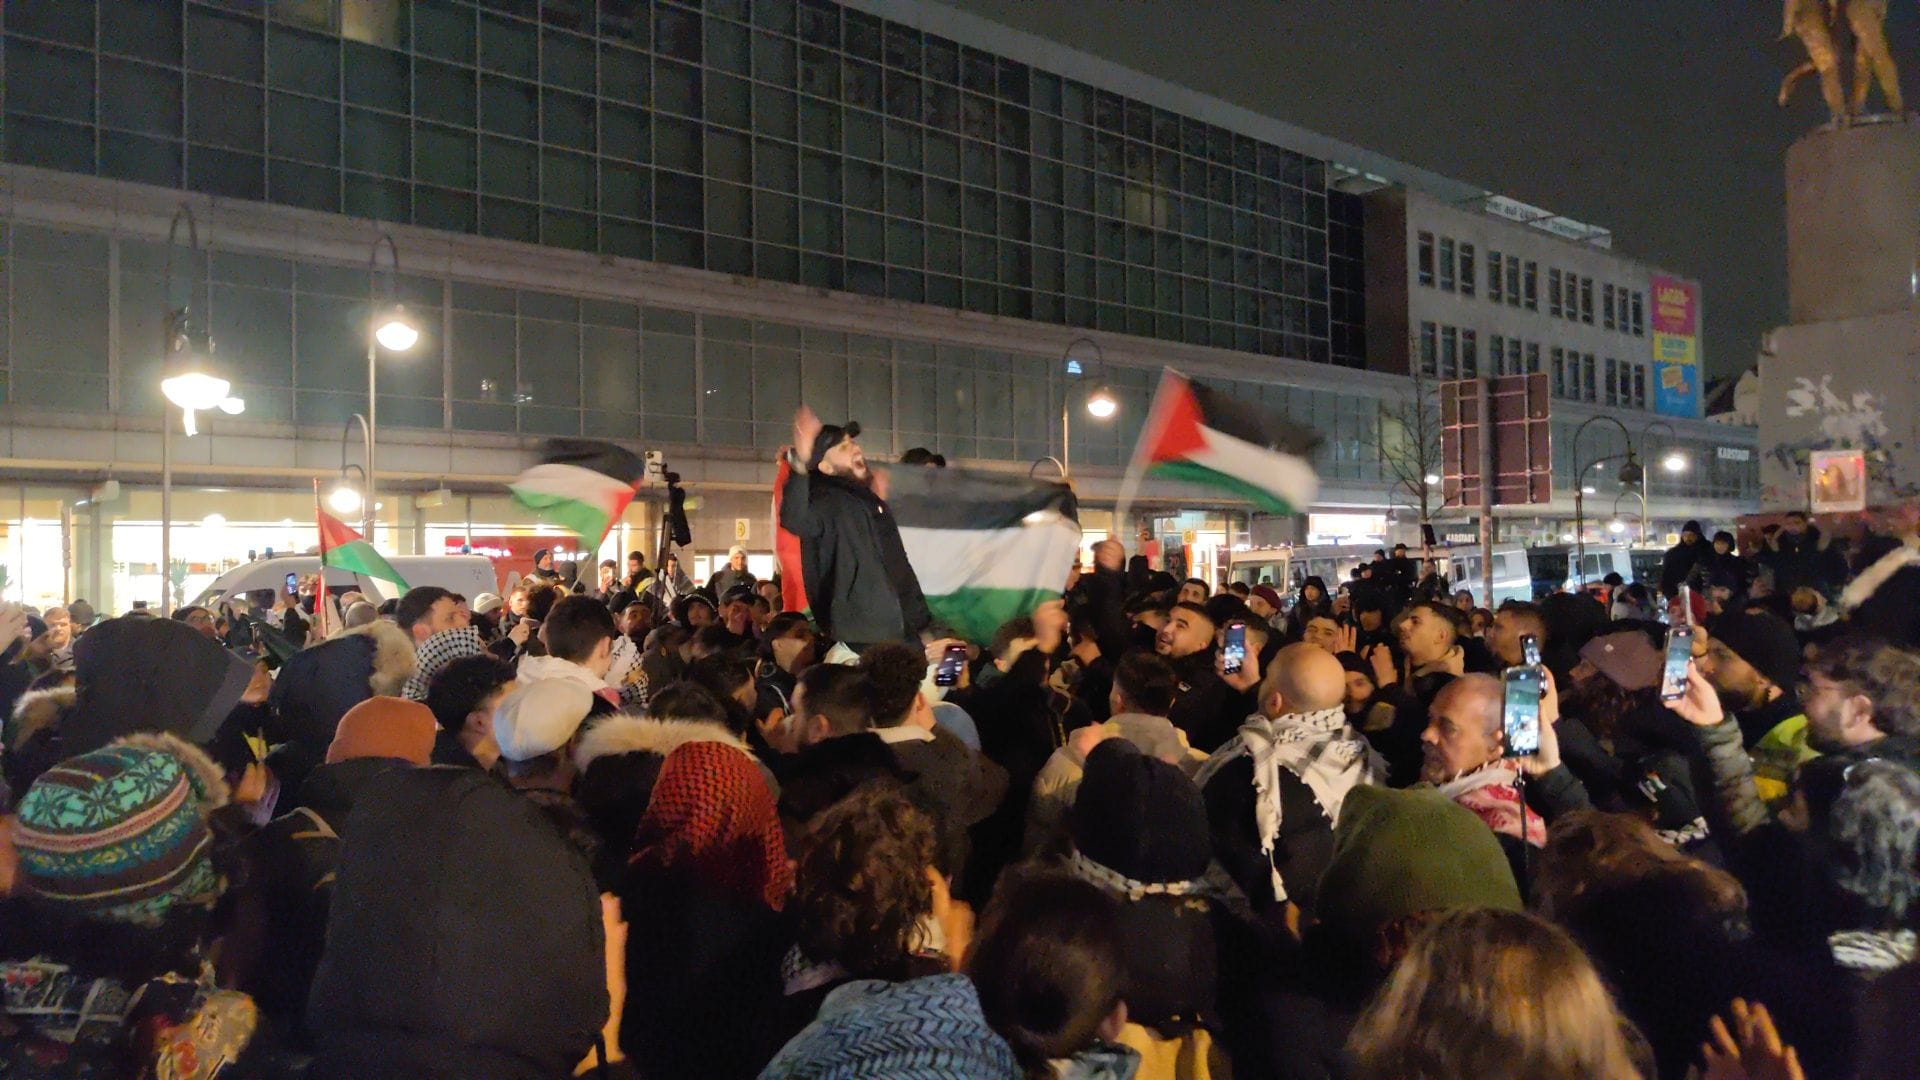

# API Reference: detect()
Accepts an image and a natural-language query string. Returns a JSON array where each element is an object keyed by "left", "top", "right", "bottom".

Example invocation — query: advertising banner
[{"left": 1650, "top": 275, "right": 1700, "bottom": 417}]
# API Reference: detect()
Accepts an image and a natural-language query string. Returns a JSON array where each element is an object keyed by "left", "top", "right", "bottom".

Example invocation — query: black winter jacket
[{"left": 778, "top": 461, "right": 930, "bottom": 646}]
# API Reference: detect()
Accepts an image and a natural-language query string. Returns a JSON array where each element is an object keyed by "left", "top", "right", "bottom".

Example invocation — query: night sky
[{"left": 948, "top": 0, "right": 1920, "bottom": 381}]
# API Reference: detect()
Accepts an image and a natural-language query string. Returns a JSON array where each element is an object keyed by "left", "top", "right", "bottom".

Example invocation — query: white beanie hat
[{"left": 492, "top": 679, "right": 594, "bottom": 762}]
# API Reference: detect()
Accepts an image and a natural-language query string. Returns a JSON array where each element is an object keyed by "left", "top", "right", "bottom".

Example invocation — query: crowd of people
[{"left": 2, "top": 486, "right": 1918, "bottom": 1078}]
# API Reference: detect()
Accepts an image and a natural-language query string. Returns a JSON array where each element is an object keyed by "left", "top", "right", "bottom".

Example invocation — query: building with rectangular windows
[{"left": 0, "top": 0, "right": 1755, "bottom": 612}]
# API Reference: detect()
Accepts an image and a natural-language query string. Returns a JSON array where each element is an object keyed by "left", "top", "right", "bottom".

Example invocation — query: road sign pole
[{"left": 1476, "top": 377, "right": 1494, "bottom": 606}]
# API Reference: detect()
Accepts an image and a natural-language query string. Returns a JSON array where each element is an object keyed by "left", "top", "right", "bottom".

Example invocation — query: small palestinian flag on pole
[
  {"left": 1123, "top": 368, "right": 1321, "bottom": 515},
  {"left": 509, "top": 439, "right": 646, "bottom": 546},
  {"left": 318, "top": 509, "right": 410, "bottom": 590}
]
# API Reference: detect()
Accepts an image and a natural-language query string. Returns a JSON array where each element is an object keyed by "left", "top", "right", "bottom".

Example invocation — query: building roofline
[{"left": 847, "top": 0, "right": 1491, "bottom": 204}]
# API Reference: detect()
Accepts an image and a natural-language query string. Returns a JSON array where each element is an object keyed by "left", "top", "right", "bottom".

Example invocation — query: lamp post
[
  {"left": 1060, "top": 337, "right": 1118, "bottom": 480},
  {"left": 1638, "top": 419, "right": 1683, "bottom": 546},
  {"left": 157, "top": 205, "right": 245, "bottom": 616},
  {"left": 1570, "top": 414, "right": 1638, "bottom": 590},
  {"left": 364, "top": 234, "right": 422, "bottom": 549}
]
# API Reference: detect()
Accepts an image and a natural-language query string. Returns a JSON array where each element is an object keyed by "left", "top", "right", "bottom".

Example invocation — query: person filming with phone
[{"left": 1416, "top": 646, "right": 1591, "bottom": 899}]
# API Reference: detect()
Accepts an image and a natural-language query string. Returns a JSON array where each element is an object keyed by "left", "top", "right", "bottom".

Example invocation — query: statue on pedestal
[{"left": 1780, "top": 0, "right": 1904, "bottom": 124}]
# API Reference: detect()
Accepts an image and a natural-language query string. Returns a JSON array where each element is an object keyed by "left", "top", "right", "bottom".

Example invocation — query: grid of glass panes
[{"left": 0, "top": 0, "right": 1350, "bottom": 366}]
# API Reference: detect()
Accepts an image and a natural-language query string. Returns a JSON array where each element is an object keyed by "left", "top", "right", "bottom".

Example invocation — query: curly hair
[
  {"left": 791, "top": 784, "right": 937, "bottom": 979},
  {"left": 1830, "top": 760, "right": 1920, "bottom": 924}
]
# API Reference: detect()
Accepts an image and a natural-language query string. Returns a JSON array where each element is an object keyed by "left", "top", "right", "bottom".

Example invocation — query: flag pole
[
  {"left": 312, "top": 477, "right": 329, "bottom": 639},
  {"left": 1113, "top": 367, "right": 1181, "bottom": 542}
]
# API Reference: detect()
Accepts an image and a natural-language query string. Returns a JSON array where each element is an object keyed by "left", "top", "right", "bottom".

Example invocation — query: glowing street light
[
  {"left": 1086, "top": 385, "right": 1118, "bottom": 419},
  {"left": 373, "top": 304, "right": 421, "bottom": 352},
  {"left": 1661, "top": 451, "right": 1687, "bottom": 474},
  {"left": 328, "top": 483, "right": 364, "bottom": 516}
]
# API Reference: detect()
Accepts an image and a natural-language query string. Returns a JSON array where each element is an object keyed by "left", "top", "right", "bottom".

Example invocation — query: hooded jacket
[
  {"left": 1282, "top": 577, "right": 1334, "bottom": 642},
  {"left": 572, "top": 713, "right": 756, "bottom": 881},
  {"left": 778, "top": 460, "right": 931, "bottom": 646},
  {"left": 269, "top": 621, "right": 416, "bottom": 755},
  {"left": 306, "top": 766, "right": 605, "bottom": 1079}
]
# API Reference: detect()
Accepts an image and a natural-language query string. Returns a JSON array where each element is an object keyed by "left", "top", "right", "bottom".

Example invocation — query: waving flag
[
  {"left": 774, "top": 461, "right": 1080, "bottom": 645},
  {"left": 509, "top": 439, "right": 646, "bottom": 546},
  {"left": 319, "top": 510, "right": 410, "bottom": 590},
  {"left": 1129, "top": 368, "right": 1321, "bottom": 514}
]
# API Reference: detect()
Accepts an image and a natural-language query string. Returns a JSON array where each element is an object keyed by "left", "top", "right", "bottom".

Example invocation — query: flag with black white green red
[
  {"left": 1130, "top": 368, "right": 1321, "bottom": 514},
  {"left": 772, "top": 462, "right": 1080, "bottom": 645},
  {"left": 318, "top": 509, "right": 410, "bottom": 590},
  {"left": 509, "top": 439, "right": 646, "bottom": 546}
]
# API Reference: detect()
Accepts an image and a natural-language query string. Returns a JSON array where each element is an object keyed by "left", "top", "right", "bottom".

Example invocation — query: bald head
[{"left": 1260, "top": 643, "right": 1348, "bottom": 719}]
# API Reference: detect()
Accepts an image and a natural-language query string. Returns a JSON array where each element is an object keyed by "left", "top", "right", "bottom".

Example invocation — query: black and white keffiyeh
[{"left": 401, "top": 626, "right": 486, "bottom": 700}]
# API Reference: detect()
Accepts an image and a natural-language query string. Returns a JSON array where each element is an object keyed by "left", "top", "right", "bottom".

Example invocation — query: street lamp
[
  {"left": 329, "top": 462, "right": 367, "bottom": 517},
  {"left": 1571, "top": 414, "right": 1637, "bottom": 589},
  {"left": 1662, "top": 451, "right": 1688, "bottom": 474},
  {"left": 1060, "top": 337, "right": 1119, "bottom": 479},
  {"left": 364, "top": 233, "right": 422, "bottom": 548},
  {"left": 158, "top": 204, "right": 245, "bottom": 616},
  {"left": 1638, "top": 419, "right": 1681, "bottom": 546}
]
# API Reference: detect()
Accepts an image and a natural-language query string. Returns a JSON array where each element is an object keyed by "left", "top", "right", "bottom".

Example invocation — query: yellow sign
[
  {"left": 1181, "top": 528, "right": 1197, "bottom": 545},
  {"left": 734, "top": 518, "right": 750, "bottom": 542}
]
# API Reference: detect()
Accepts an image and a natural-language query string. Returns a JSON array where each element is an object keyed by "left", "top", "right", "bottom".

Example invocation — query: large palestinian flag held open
[
  {"left": 318, "top": 510, "right": 410, "bottom": 590},
  {"left": 509, "top": 439, "right": 646, "bottom": 545},
  {"left": 774, "top": 460, "right": 1080, "bottom": 645},
  {"left": 1131, "top": 368, "right": 1321, "bottom": 514}
]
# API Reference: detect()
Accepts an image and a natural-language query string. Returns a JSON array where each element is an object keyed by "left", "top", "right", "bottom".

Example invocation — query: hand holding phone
[
  {"left": 1660, "top": 626, "right": 1694, "bottom": 702},
  {"left": 1222, "top": 621, "right": 1247, "bottom": 676},
  {"left": 934, "top": 642, "right": 968, "bottom": 687},
  {"left": 1501, "top": 663, "right": 1543, "bottom": 758}
]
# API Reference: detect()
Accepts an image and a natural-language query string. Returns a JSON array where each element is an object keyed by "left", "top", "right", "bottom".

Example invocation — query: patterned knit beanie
[{"left": 13, "top": 732, "right": 231, "bottom": 927}]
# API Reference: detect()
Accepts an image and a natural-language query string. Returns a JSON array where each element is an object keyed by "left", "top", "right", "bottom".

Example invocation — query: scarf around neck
[
  {"left": 1197, "top": 706, "right": 1382, "bottom": 903},
  {"left": 1436, "top": 760, "right": 1545, "bottom": 848}
]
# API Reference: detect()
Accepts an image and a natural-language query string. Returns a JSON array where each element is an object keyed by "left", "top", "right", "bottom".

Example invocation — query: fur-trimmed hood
[
  {"left": 573, "top": 713, "right": 748, "bottom": 772},
  {"left": 335, "top": 619, "right": 417, "bottom": 696},
  {"left": 7, "top": 686, "right": 75, "bottom": 752}
]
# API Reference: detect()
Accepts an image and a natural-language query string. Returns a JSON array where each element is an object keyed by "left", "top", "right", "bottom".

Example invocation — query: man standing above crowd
[{"left": 780, "top": 406, "right": 929, "bottom": 648}]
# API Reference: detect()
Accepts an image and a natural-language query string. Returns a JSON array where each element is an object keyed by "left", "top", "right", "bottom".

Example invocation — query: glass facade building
[{"left": 2, "top": 0, "right": 1363, "bottom": 365}]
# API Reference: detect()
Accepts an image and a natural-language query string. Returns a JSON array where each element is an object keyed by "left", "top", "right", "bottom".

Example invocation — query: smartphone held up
[
  {"left": 1222, "top": 621, "right": 1247, "bottom": 676},
  {"left": 1660, "top": 626, "right": 1694, "bottom": 702},
  {"left": 1501, "top": 634, "right": 1543, "bottom": 759}
]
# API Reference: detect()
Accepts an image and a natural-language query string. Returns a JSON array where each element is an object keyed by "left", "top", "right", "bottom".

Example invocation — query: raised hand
[
  {"left": 1519, "top": 668, "right": 1562, "bottom": 778},
  {"left": 1093, "top": 538, "right": 1125, "bottom": 574},
  {"left": 1701, "top": 998, "right": 1804, "bottom": 1080},
  {"left": 792, "top": 404, "right": 823, "bottom": 464},
  {"left": 1216, "top": 643, "right": 1262, "bottom": 693},
  {"left": 1335, "top": 623, "right": 1358, "bottom": 655}
]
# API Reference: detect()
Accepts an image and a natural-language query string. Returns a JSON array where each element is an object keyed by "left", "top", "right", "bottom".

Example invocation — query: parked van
[
  {"left": 1526, "top": 544, "right": 1637, "bottom": 597},
  {"left": 189, "top": 555, "right": 499, "bottom": 609},
  {"left": 1440, "top": 544, "right": 1532, "bottom": 608}
]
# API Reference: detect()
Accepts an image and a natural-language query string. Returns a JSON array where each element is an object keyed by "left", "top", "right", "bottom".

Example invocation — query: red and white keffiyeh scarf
[{"left": 1436, "top": 760, "right": 1546, "bottom": 848}]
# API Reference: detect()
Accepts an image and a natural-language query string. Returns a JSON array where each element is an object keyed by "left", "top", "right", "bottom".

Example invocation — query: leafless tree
[{"left": 1379, "top": 365, "right": 1445, "bottom": 527}]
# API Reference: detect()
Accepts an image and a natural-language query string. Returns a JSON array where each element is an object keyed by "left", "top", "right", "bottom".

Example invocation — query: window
[
  {"left": 1440, "top": 325, "right": 1458, "bottom": 378},
  {"left": 1630, "top": 291, "right": 1645, "bottom": 336},
  {"left": 1582, "top": 354, "right": 1596, "bottom": 401},
  {"left": 1461, "top": 329, "right": 1477, "bottom": 376},
  {"left": 1523, "top": 261, "right": 1537, "bottom": 311},
  {"left": 1561, "top": 274, "right": 1576, "bottom": 320},
  {"left": 1603, "top": 283, "right": 1616, "bottom": 330},
  {"left": 1507, "top": 337, "right": 1521, "bottom": 375},
  {"left": 1604, "top": 357, "right": 1618, "bottom": 405},
  {"left": 1416, "top": 231, "right": 1434, "bottom": 286},
  {"left": 1549, "top": 268, "right": 1562, "bottom": 317},
  {"left": 1438, "top": 237, "right": 1455, "bottom": 291},
  {"left": 1526, "top": 341, "right": 1540, "bottom": 374},
  {"left": 1489, "top": 333, "right": 1505, "bottom": 373},
  {"left": 1580, "top": 278, "right": 1594, "bottom": 324},
  {"left": 1551, "top": 346, "right": 1566, "bottom": 397},
  {"left": 1632, "top": 364, "right": 1646, "bottom": 408},
  {"left": 1459, "top": 244, "right": 1475, "bottom": 297},
  {"left": 1505, "top": 256, "right": 1520, "bottom": 307},
  {"left": 1419, "top": 321, "right": 1437, "bottom": 375},
  {"left": 1488, "top": 249, "right": 1503, "bottom": 303}
]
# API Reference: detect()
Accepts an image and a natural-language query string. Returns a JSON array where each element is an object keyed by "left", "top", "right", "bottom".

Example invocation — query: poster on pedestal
[{"left": 1808, "top": 449, "right": 1867, "bottom": 513}]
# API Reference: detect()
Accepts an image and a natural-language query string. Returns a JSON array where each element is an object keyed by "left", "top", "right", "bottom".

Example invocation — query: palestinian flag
[
  {"left": 509, "top": 439, "right": 645, "bottom": 546},
  {"left": 318, "top": 510, "right": 410, "bottom": 590},
  {"left": 773, "top": 461, "right": 1080, "bottom": 645},
  {"left": 1132, "top": 368, "right": 1321, "bottom": 514}
]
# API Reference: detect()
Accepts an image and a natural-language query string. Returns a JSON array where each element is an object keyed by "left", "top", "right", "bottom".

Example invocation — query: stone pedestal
[
  {"left": 1784, "top": 118, "right": 1920, "bottom": 323},
  {"left": 1761, "top": 118, "right": 1920, "bottom": 511}
]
